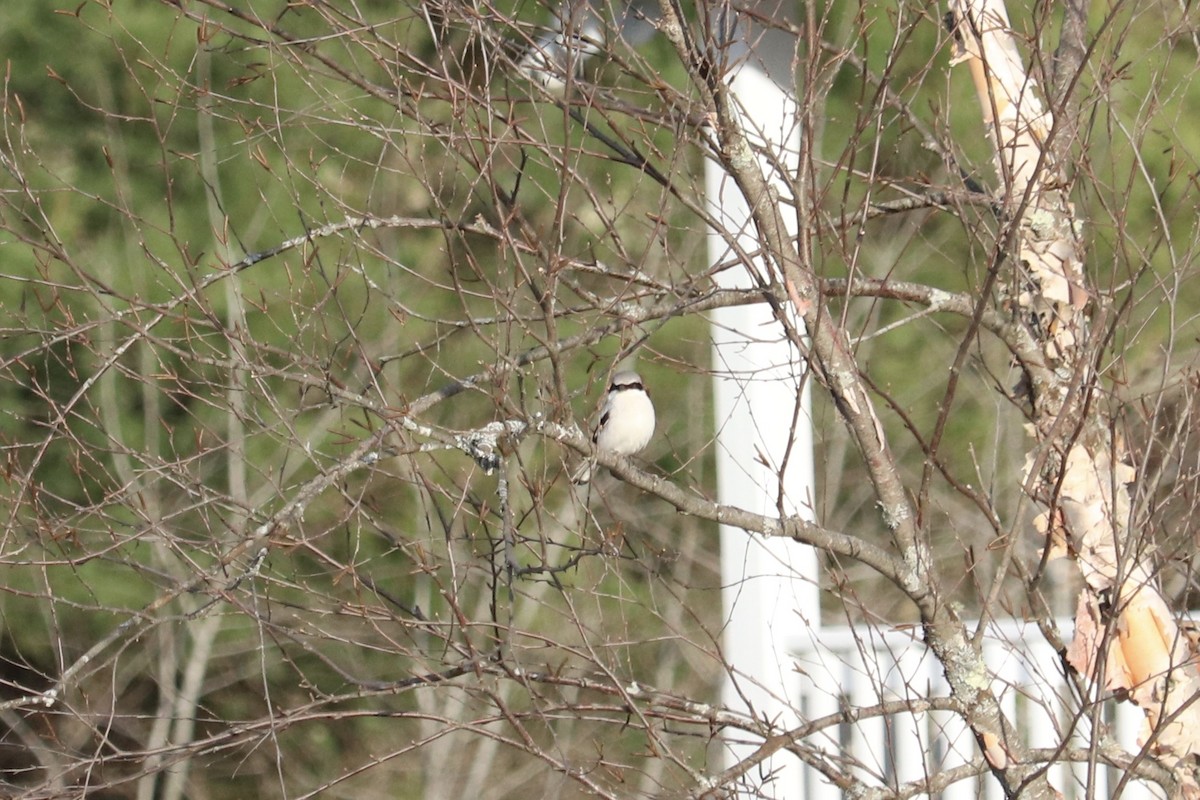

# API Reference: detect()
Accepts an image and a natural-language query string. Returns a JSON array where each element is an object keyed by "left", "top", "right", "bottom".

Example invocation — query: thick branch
[{"left": 656, "top": 2, "right": 1059, "bottom": 795}]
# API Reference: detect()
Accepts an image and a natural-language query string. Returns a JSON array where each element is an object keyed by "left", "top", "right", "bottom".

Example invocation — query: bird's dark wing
[{"left": 593, "top": 411, "right": 610, "bottom": 443}]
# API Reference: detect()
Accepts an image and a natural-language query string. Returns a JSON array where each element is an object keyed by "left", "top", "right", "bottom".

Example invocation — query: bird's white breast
[{"left": 595, "top": 388, "right": 655, "bottom": 455}]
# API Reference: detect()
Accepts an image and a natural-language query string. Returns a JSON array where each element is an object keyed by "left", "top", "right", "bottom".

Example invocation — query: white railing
[{"left": 769, "top": 618, "right": 1162, "bottom": 799}]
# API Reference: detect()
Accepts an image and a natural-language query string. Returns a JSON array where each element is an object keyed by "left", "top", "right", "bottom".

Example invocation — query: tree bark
[{"left": 949, "top": 0, "right": 1200, "bottom": 793}]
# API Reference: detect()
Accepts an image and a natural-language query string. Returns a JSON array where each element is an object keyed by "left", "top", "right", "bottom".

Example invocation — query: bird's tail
[{"left": 570, "top": 459, "right": 596, "bottom": 485}]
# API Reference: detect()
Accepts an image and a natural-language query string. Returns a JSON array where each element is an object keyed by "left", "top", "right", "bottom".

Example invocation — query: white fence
[{"left": 758, "top": 618, "right": 1161, "bottom": 799}]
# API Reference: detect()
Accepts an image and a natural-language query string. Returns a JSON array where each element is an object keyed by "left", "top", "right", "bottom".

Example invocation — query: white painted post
[{"left": 708, "top": 63, "right": 818, "bottom": 799}]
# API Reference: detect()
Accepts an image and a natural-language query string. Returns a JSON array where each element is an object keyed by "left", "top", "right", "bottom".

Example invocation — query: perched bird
[
  {"left": 516, "top": 14, "right": 603, "bottom": 95},
  {"left": 572, "top": 370, "right": 656, "bottom": 484}
]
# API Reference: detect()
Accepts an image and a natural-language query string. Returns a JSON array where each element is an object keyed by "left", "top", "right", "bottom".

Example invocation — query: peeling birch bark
[
  {"left": 949, "top": 0, "right": 1200, "bottom": 791},
  {"left": 948, "top": 0, "right": 1088, "bottom": 350}
]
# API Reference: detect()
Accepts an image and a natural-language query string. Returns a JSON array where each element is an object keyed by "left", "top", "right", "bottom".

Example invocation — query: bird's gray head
[{"left": 609, "top": 371, "right": 646, "bottom": 393}]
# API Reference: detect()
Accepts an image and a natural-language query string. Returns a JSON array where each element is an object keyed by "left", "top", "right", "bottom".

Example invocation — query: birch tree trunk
[{"left": 949, "top": 0, "right": 1200, "bottom": 793}]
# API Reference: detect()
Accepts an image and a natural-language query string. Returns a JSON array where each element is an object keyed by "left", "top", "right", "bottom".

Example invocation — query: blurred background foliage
[{"left": 0, "top": 0, "right": 1197, "bottom": 797}]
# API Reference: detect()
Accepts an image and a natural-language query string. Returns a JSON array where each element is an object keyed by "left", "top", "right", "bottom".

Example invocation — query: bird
[
  {"left": 572, "top": 370, "right": 656, "bottom": 484},
  {"left": 516, "top": 15, "right": 603, "bottom": 95}
]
